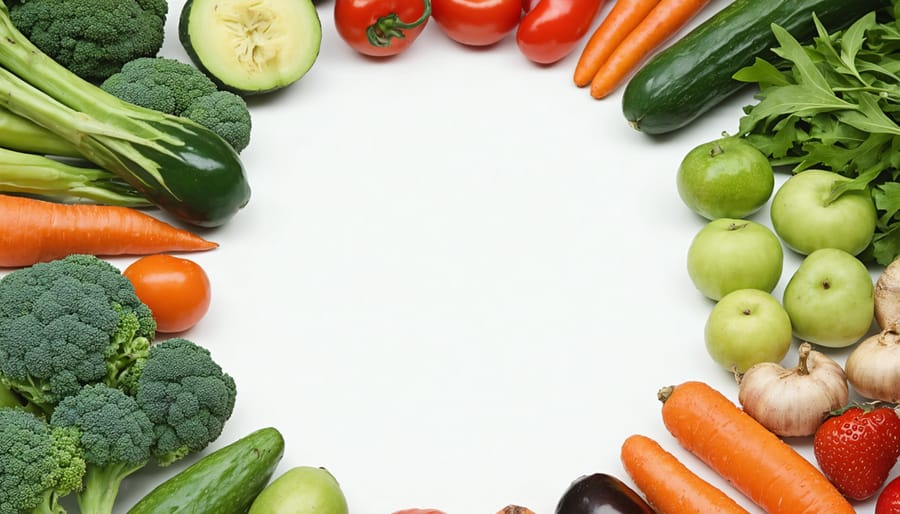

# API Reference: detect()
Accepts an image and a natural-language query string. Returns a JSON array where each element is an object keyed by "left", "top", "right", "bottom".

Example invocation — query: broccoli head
[
  {"left": 0, "top": 254, "right": 156, "bottom": 412},
  {"left": 100, "top": 57, "right": 218, "bottom": 116},
  {"left": 50, "top": 384, "right": 154, "bottom": 514},
  {"left": 9, "top": 0, "right": 167, "bottom": 82},
  {"left": 132, "top": 338, "right": 237, "bottom": 466},
  {"left": 101, "top": 57, "right": 252, "bottom": 153},
  {"left": 0, "top": 407, "right": 86, "bottom": 514},
  {"left": 182, "top": 91, "right": 252, "bottom": 153}
]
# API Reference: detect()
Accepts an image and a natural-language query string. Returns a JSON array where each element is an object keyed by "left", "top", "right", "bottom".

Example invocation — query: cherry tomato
[
  {"left": 516, "top": 0, "right": 606, "bottom": 64},
  {"left": 431, "top": 0, "right": 522, "bottom": 47},
  {"left": 335, "top": 0, "right": 432, "bottom": 57},
  {"left": 878, "top": 475, "right": 900, "bottom": 514},
  {"left": 124, "top": 254, "right": 212, "bottom": 333}
]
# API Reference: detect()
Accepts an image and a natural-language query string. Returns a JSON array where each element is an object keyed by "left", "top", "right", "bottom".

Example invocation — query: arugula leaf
[{"left": 737, "top": 9, "right": 900, "bottom": 265}]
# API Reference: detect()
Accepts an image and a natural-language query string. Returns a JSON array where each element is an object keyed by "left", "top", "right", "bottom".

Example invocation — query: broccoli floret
[
  {"left": 0, "top": 407, "right": 86, "bottom": 514},
  {"left": 100, "top": 57, "right": 218, "bottom": 116},
  {"left": 0, "top": 254, "right": 155, "bottom": 412},
  {"left": 131, "top": 338, "right": 236, "bottom": 466},
  {"left": 9, "top": 0, "right": 167, "bottom": 82},
  {"left": 50, "top": 384, "right": 153, "bottom": 514},
  {"left": 101, "top": 57, "right": 252, "bottom": 153},
  {"left": 182, "top": 91, "right": 252, "bottom": 153}
]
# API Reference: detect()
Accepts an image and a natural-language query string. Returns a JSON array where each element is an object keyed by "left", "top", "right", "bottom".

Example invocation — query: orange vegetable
[
  {"left": 573, "top": 0, "right": 659, "bottom": 87},
  {"left": 0, "top": 194, "right": 217, "bottom": 267},
  {"left": 621, "top": 434, "right": 749, "bottom": 513},
  {"left": 589, "top": 0, "right": 711, "bottom": 98},
  {"left": 659, "top": 381, "right": 855, "bottom": 514}
]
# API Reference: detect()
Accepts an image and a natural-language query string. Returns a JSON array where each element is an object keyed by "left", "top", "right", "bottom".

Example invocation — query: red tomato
[
  {"left": 124, "top": 254, "right": 212, "bottom": 333},
  {"left": 431, "top": 0, "right": 522, "bottom": 47},
  {"left": 516, "top": 0, "right": 606, "bottom": 64},
  {"left": 877, "top": 475, "right": 900, "bottom": 514},
  {"left": 334, "top": 0, "right": 432, "bottom": 57}
]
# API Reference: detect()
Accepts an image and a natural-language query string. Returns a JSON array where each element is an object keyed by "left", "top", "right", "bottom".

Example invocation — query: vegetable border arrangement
[{"left": 7, "top": 0, "right": 900, "bottom": 512}]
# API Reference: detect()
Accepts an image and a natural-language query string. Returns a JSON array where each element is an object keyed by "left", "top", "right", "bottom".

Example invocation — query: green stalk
[
  {"left": 0, "top": 147, "right": 149, "bottom": 206},
  {"left": 77, "top": 462, "right": 146, "bottom": 514},
  {"left": 0, "top": 108, "right": 81, "bottom": 158},
  {"left": 0, "top": 0, "right": 250, "bottom": 227}
]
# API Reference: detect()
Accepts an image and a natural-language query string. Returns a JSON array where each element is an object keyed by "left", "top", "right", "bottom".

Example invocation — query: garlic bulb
[
  {"left": 846, "top": 330, "right": 900, "bottom": 402},
  {"left": 738, "top": 342, "right": 848, "bottom": 437},
  {"left": 876, "top": 258, "right": 900, "bottom": 331}
]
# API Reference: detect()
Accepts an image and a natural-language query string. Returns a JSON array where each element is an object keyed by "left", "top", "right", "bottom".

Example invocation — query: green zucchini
[
  {"left": 179, "top": 0, "right": 322, "bottom": 95},
  {"left": 622, "top": 0, "right": 888, "bottom": 135},
  {"left": 127, "top": 427, "right": 285, "bottom": 514}
]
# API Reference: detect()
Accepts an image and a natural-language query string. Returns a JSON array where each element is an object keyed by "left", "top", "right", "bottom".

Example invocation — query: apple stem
[{"left": 709, "top": 143, "right": 725, "bottom": 158}]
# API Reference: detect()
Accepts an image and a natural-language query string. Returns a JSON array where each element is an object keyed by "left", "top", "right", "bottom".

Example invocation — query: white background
[{"left": 3, "top": 0, "right": 891, "bottom": 512}]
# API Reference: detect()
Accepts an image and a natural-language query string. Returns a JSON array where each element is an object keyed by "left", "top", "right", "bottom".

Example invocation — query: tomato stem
[{"left": 366, "top": 0, "right": 432, "bottom": 48}]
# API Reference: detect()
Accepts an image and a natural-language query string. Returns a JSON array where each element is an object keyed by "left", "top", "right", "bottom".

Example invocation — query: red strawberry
[
  {"left": 813, "top": 404, "right": 900, "bottom": 500},
  {"left": 877, "top": 475, "right": 900, "bottom": 514}
]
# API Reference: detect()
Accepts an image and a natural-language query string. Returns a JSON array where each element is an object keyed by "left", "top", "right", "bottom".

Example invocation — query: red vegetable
[
  {"left": 124, "top": 254, "right": 212, "bottom": 333},
  {"left": 515, "top": 0, "right": 607, "bottom": 65},
  {"left": 334, "top": 0, "right": 431, "bottom": 57},
  {"left": 432, "top": 0, "right": 522, "bottom": 46},
  {"left": 877, "top": 475, "right": 900, "bottom": 514}
]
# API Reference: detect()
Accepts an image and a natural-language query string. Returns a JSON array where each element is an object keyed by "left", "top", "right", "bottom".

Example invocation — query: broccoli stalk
[
  {"left": 50, "top": 384, "right": 155, "bottom": 514},
  {"left": 0, "top": 146, "right": 150, "bottom": 206},
  {"left": 0, "top": 408, "right": 86, "bottom": 514},
  {"left": 0, "top": 1, "right": 250, "bottom": 227}
]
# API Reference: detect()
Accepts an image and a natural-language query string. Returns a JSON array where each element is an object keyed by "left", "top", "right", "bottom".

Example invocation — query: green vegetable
[
  {"left": 0, "top": 254, "right": 155, "bottom": 413},
  {"left": 0, "top": 147, "right": 149, "bottom": 206},
  {"left": 127, "top": 338, "right": 238, "bottom": 466},
  {"left": 179, "top": 0, "right": 322, "bottom": 95},
  {"left": 0, "top": 407, "right": 86, "bottom": 514},
  {"left": 8, "top": 0, "right": 167, "bottom": 83},
  {"left": 735, "top": 9, "right": 900, "bottom": 265},
  {"left": 0, "top": 1, "right": 251, "bottom": 227},
  {"left": 248, "top": 466, "right": 350, "bottom": 514},
  {"left": 50, "top": 384, "right": 154, "bottom": 514},
  {"left": 621, "top": 0, "right": 887, "bottom": 135},
  {"left": 101, "top": 57, "right": 252, "bottom": 152},
  {"left": 128, "top": 427, "right": 285, "bottom": 514}
]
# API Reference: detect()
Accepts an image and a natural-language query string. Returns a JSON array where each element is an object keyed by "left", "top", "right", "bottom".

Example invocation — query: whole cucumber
[
  {"left": 621, "top": 0, "right": 887, "bottom": 135},
  {"left": 127, "top": 427, "right": 285, "bottom": 514}
]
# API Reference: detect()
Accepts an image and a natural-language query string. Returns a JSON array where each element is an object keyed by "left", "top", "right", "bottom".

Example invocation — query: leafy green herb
[{"left": 736, "top": 8, "right": 900, "bottom": 265}]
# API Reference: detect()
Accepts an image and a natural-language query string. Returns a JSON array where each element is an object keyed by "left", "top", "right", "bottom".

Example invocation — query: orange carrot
[
  {"left": 589, "top": 0, "right": 711, "bottom": 98},
  {"left": 0, "top": 194, "right": 217, "bottom": 267},
  {"left": 621, "top": 434, "right": 750, "bottom": 513},
  {"left": 573, "top": 0, "right": 660, "bottom": 87},
  {"left": 659, "top": 381, "right": 855, "bottom": 514}
]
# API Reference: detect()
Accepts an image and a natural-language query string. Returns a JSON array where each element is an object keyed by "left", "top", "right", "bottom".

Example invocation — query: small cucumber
[
  {"left": 127, "top": 427, "right": 285, "bottom": 514},
  {"left": 621, "top": 0, "right": 887, "bottom": 135},
  {"left": 179, "top": 0, "right": 322, "bottom": 95}
]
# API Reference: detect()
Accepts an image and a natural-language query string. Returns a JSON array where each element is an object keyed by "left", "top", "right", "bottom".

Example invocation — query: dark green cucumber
[
  {"left": 622, "top": 0, "right": 888, "bottom": 135},
  {"left": 179, "top": 0, "right": 322, "bottom": 95},
  {"left": 127, "top": 427, "right": 285, "bottom": 514}
]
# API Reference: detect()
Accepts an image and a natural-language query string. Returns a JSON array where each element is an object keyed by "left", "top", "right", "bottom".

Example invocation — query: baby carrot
[
  {"left": 659, "top": 381, "right": 855, "bottom": 514},
  {"left": 589, "top": 0, "right": 711, "bottom": 98},
  {"left": 0, "top": 194, "right": 217, "bottom": 267},
  {"left": 621, "top": 434, "right": 750, "bottom": 513},
  {"left": 573, "top": 0, "right": 659, "bottom": 87}
]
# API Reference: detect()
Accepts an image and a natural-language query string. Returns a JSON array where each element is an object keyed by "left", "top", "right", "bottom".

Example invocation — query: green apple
[
  {"left": 782, "top": 248, "right": 875, "bottom": 348},
  {"left": 687, "top": 218, "right": 783, "bottom": 301},
  {"left": 676, "top": 136, "right": 775, "bottom": 220},
  {"left": 770, "top": 169, "right": 876, "bottom": 256},
  {"left": 705, "top": 288, "right": 793, "bottom": 373}
]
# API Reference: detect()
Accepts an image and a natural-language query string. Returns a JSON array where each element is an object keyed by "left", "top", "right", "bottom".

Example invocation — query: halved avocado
[{"left": 179, "top": 0, "right": 322, "bottom": 95}]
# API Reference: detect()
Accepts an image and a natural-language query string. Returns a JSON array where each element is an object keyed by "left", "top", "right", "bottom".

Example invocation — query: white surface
[{"left": 5, "top": 0, "right": 890, "bottom": 512}]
